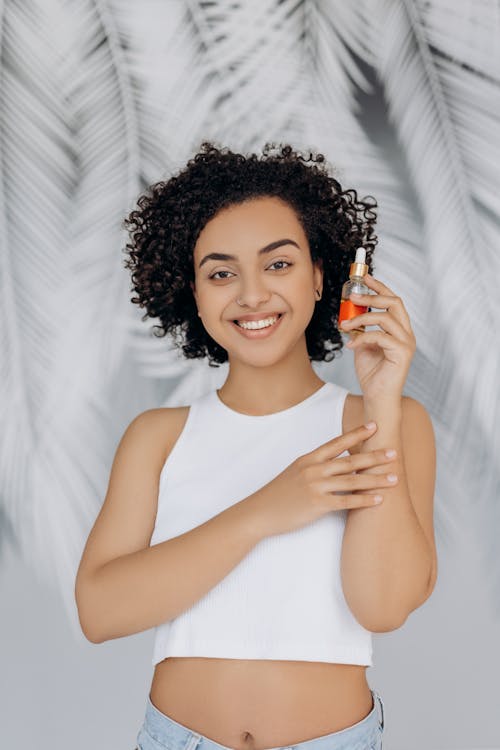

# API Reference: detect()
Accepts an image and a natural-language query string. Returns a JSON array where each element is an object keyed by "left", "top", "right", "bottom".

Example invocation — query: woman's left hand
[{"left": 340, "top": 273, "right": 416, "bottom": 402}]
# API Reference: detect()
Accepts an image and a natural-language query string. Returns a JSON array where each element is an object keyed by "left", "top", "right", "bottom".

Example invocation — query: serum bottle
[{"left": 338, "top": 246, "right": 369, "bottom": 337}]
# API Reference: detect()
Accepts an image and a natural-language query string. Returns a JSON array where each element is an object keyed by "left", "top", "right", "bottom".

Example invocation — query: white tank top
[{"left": 150, "top": 380, "right": 373, "bottom": 667}]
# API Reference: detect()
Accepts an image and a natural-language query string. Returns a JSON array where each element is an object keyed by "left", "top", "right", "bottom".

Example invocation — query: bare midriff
[{"left": 149, "top": 658, "right": 373, "bottom": 750}]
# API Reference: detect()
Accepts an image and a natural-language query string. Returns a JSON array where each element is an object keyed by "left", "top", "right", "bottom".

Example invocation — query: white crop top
[{"left": 150, "top": 380, "right": 373, "bottom": 667}]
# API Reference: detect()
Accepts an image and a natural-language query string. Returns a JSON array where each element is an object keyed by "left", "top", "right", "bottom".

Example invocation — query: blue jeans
[{"left": 134, "top": 689, "right": 385, "bottom": 750}]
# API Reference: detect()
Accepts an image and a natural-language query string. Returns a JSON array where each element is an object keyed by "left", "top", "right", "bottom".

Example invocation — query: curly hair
[{"left": 122, "top": 141, "right": 378, "bottom": 367}]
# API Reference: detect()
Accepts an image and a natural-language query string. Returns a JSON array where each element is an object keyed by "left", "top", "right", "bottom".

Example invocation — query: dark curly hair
[{"left": 122, "top": 141, "right": 378, "bottom": 367}]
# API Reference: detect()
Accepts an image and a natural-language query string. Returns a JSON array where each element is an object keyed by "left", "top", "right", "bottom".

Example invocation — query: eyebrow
[{"left": 198, "top": 238, "right": 301, "bottom": 269}]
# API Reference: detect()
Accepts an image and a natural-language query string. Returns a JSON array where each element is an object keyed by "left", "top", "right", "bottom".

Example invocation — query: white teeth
[{"left": 236, "top": 315, "right": 280, "bottom": 330}]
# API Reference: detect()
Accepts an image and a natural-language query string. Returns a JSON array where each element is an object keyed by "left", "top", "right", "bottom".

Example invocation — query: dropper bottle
[{"left": 338, "top": 246, "right": 370, "bottom": 337}]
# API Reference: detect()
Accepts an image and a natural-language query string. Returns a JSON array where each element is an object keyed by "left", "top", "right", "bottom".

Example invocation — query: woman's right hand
[{"left": 246, "top": 422, "right": 398, "bottom": 539}]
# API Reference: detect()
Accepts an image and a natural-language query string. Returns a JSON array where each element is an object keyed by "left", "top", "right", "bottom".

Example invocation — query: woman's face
[{"left": 191, "top": 195, "right": 323, "bottom": 367}]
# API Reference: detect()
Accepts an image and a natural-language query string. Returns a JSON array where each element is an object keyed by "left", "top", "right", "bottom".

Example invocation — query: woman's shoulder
[{"left": 134, "top": 405, "right": 191, "bottom": 468}]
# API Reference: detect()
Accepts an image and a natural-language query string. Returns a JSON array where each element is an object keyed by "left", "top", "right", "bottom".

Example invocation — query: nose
[{"left": 236, "top": 276, "right": 273, "bottom": 309}]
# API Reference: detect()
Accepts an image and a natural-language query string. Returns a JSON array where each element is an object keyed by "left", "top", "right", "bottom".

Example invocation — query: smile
[{"left": 230, "top": 313, "right": 284, "bottom": 338}]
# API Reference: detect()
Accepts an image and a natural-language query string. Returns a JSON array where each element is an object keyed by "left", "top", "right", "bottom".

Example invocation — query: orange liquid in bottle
[{"left": 338, "top": 298, "right": 367, "bottom": 331}]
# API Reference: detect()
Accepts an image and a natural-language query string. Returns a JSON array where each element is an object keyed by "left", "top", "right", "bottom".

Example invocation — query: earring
[{"left": 316, "top": 289, "right": 322, "bottom": 300}]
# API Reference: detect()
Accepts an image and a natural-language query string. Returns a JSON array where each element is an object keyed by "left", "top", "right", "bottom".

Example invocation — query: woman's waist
[{"left": 150, "top": 657, "right": 371, "bottom": 749}]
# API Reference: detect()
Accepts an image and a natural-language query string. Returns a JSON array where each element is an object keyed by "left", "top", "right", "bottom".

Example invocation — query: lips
[
  {"left": 234, "top": 314, "right": 282, "bottom": 328},
  {"left": 230, "top": 312, "right": 285, "bottom": 338},
  {"left": 232, "top": 312, "right": 284, "bottom": 322}
]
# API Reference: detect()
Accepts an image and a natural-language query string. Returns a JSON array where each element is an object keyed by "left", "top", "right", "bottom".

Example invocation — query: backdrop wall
[{"left": 1, "top": 2, "right": 499, "bottom": 749}]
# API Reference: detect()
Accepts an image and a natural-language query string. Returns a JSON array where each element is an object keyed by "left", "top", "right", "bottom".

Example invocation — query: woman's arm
[
  {"left": 78, "top": 497, "right": 262, "bottom": 643},
  {"left": 340, "top": 395, "right": 437, "bottom": 631},
  {"left": 75, "top": 409, "right": 264, "bottom": 643}
]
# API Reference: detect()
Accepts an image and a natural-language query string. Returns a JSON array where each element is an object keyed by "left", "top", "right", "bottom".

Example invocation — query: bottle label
[{"left": 338, "top": 298, "right": 367, "bottom": 325}]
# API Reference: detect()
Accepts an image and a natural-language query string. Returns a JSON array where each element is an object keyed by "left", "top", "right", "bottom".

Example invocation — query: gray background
[
  {"left": 1, "top": 1, "right": 499, "bottom": 748},
  {"left": 3, "top": 518, "right": 500, "bottom": 749}
]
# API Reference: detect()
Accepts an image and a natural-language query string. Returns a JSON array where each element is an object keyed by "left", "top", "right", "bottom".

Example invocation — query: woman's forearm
[
  {"left": 76, "top": 495, "right": 264, "bottom": 643},
  {"left": 340, "top": 396, "right": 433, "bottom": 631}
]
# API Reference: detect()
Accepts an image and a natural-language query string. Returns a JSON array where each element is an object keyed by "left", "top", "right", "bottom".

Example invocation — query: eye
[
  {"left": 269, "top": 260, "right": 292, "bottom": 271},
  {"left": 209, "top": 270, "right": 234, "bottom": 280},
  {"left": 208, "top": 260, "right": 292, "bottom": 280}
]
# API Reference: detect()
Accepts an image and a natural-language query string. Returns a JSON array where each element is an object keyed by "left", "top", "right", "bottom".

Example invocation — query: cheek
[
  {"left": 196, "top": 290, "right": 232, "bottom": 328},
  {"left": 289, "top": 276, "right": 315, "bottom": 305},
  {"left": 198, "top": 292, "right": 228, "bottom": 317}
]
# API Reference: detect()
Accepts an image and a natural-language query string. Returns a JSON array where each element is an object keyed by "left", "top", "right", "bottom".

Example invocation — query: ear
[
  {"left": 190, "top": 280, "right": 197, "bottom": 304},
  {"left": 313, "top": 257, "right": 323, "bottom": 295}
]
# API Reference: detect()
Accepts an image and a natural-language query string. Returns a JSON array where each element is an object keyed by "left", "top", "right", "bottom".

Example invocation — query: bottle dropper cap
[{"left": 349, "top": 246, "right": 368, "bottom": 278}]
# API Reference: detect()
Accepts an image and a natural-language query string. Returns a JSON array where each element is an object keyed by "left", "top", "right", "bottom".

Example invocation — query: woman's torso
[{"left": 149, "top": 391, "right": 370, "bottom": 750}]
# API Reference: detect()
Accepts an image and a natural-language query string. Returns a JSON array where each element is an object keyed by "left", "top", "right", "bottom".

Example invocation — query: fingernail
[{"left": 365, "top": 421, "right": 377, "bottom": 429}]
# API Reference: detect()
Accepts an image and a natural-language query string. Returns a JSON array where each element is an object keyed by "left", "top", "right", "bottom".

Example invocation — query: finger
[
  {"left": 349, "top": 291, "right": 391, "bottom": 309},
  {"left": 320, "top": 448, "right": 397, "bottom": 478},
  {"left": 352, "top": 271, "right": 408, "bottom": 316},
  {"left": 325, "top": 471, "right": 398, "bottom": 493},
  {"left": 340, "top": 311, "right": 408, "bottom": 342},
  {"left": 341, "top": 329, "right": 400, "bottom": 355},
  {"left": 363, "top": 273, "right": 395, "bottom": 295},
  {"left": 349, "top": 296, "right": 411, "bottom": 336},
  {"left": 362, "top": 273, "right": 402, "bottom": 302},
  {"left": 330, "top": 492, "right": 383, "bottom": 510},
  {"left": 350, "top": 289, "right": 412, "bottom": 331},
  {"left": 310, "top": 423, "right": 378, "bottom": 463},
  {"left": 344, "top": 329, "right": 416, "bottom": 361}
]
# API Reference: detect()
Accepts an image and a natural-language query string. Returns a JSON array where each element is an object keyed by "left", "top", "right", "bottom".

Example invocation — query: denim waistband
[{"left": 137, "top": 688, "right": 385, "bottom": 750}]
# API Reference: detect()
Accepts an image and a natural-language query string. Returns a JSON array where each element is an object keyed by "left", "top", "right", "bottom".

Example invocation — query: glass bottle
[{"left": 338, "top": 247, "right": 369, "bottom": 337}]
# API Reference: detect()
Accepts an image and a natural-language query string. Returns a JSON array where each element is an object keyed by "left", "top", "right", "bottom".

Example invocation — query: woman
[{"left": 75, "top": 142, "right": 437, "bottom": 750}]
